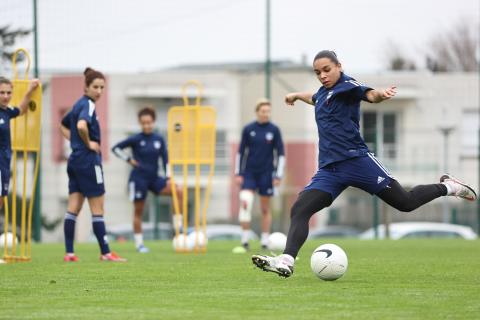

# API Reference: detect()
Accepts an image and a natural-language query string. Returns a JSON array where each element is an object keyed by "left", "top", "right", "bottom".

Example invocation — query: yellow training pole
[
  {"left": 194, "top": 108, "right": 201, "bottom": 252},
  {"left": 20, "top": 112, "right": 28, "bottom": 258},
  {"left": 7, "top": 48, "right": 42, "bottom": 262},
  {"left": 181, "top": 108, "right": 189, "bottom": 252},
  {"left": 11, "top": 148, "right": 17, "bottom": 258},
  {"left": 27, "top": 147, "right": 40, "bottom": 258},
  {"left": 3, "top": 196, "right": 9, "bottom": 258}
]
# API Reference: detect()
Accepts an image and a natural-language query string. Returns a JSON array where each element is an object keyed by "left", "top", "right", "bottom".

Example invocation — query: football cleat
[
  {"left": 136, "top": 245, "right": 150, "bottom": 254},
  {"left": 100, "top": 251, "right": 127, "bottom": 262},
  {"left": 63, "top": 254, "right": 79, "bottom": 262},
  {"left": 440, "top": 174, "right": 477, "bottom": 201},
  {"left": 252, "top": 254, "right": 294, "bottom": 278}
]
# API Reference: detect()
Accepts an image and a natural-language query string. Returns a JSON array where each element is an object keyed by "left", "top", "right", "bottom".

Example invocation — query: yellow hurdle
[
  {"left": 2, "top": 48, "right": 42, "bottom": 262},
  {"left": 168, "top": 81, "right": 216, "bottom": 253}
]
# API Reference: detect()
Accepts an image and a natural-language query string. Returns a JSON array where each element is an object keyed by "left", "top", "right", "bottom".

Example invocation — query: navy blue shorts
[
  {"left": 0, "top": 166, "right": 10, "bottom": 197},
  {"left": 304, "top": 154, "right": 393, "bottom": 200},
  {"left": 129, "top": 176, "right": 168, "bottom": 201},
  {"left": 67, "top": 163, "right": 105, "bottom": 197},
  {"left": 242, "top": 171, "right": 274, "bottom": 197}
]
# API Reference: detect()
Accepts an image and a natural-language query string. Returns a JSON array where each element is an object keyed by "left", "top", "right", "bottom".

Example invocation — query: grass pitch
[{"left": 1, "top": 239, "right": 479, "bottom": 320}]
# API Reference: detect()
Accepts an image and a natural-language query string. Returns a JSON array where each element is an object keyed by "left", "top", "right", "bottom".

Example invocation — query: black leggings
[{"left": 283, "top": 180, "right": 447, "bottom": 258}]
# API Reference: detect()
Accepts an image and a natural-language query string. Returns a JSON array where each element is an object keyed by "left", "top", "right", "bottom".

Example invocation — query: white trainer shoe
[
  {"left": 252, "top": 254, "right": 294, "bottom": 278},
  {"left": 440, "top": 174, "right": 477, "bottom": 201}
]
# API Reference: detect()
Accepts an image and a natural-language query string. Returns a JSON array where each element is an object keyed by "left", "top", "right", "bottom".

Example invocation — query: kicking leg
[
  {"left": 252, "top": 189, "right": 333, "bottom": 277},
  {"left": 377, "top": 175, "right": 477, "bottom": 212}
]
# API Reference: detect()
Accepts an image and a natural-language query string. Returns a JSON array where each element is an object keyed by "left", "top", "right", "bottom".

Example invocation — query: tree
[
  {"left": 0, "top": 25, "right": 31, "bottom": 67},
  {"left": 426, "top": 20, "right": 479, "bottom": 72},
  {"left": 383, "top": 40, "right": 417, "bottom": 71}
]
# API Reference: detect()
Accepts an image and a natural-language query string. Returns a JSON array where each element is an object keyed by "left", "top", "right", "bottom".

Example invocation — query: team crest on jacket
[
  {"left": 250, "top": 131, "right": 256, "bottom": 137},
  {"left": 154, "top": 141, "right": 161, "bottom": 149},
  {"left": 140, "top": 140, "right": 146, "bottom": 146},
  {"left": 265, "top": 132, "right": 274, "bottom": 141}
]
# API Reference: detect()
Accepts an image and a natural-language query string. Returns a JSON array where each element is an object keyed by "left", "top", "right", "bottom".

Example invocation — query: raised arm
[
  {"left": 365, "top": 86, "right": 397, "bottom": 103},
  {"left": 18, "top": 79, "right": 40, "bottom": 115},
  {"left": 285, "top": 92, "right": 315, "bottom": 106}
]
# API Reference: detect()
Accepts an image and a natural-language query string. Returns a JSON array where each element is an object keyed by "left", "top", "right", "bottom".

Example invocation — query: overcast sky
[{"left": 1, "top": 0, "right": 479, "bottom": 74}]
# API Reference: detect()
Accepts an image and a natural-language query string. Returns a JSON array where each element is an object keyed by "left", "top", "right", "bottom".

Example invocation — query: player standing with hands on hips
[
  {"left": 235, "top": 99, "right": 285, "bottom": 250},
  {"left": 60, "top": 67, "right": 126, "bottom": 262},
  {"left": 252, "top": 50, "right": 477, "bottom": 277},
  {"left": 112, "top": 107, "right": 184, "bottom": 253},
  {"left": 0, "top": 77, "right": 39, "bottom": 209}
]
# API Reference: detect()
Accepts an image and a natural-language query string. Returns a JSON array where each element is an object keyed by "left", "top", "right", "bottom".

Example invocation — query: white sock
[
  {"left": 261, "top": 232, "right": 269, "bottom": 246},
  {"left": 442, "top": 182, "right": 454, "bottom": 195},
  {"left": 134, "top": 233, "right": 143, "bottom": 248},
  {"left": 241, "top": 230, "right": 250, "bottom": 244},
  {"left": 280, "top": 254, "right": 295, "bottom": 265}
]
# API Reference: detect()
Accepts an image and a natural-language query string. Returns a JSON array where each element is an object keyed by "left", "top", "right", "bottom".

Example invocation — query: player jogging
[
  {"left": 60, "top": 67, "right": 126, "bottom": 262},
  {"left": 112, "top": 107, "right": 183, "bottom": 253},
  {"left": 0, "top": 77, "right": 39, "bottom": 209},
  {"left": 252, "top": 50, "right": 477, "bottom": 277},
  {"left": 235, "top": 99, "right": 285, "bottom": 250}
]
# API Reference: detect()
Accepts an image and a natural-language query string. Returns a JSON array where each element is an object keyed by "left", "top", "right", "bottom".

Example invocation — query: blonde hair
[{"left": 255, "top": 98, "right": 271, "bottom": 112}]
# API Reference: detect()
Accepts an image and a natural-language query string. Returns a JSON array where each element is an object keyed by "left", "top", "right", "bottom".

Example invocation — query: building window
[{"left": 362, "top": 111, "right": 397, "bottom": 159}]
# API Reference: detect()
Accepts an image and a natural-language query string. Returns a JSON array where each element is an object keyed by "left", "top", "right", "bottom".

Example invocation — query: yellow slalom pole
[
  {"left": 11, "top": 149, "right": 17, "bottom": 258},
  {"left": 20, "top": 114, "right": 28, "bottom": 258},
  {"left": 194, "top": 108, "right": 201, "bottom": 253},
  {"left": 181, "top": 108, "right": 189, "bottom": 253},
  {"left": 3, "top": 196, "right": 8, "bottom": 258},
  {"left": 26, "top": 149, "right": 40, "bottom": 259}
]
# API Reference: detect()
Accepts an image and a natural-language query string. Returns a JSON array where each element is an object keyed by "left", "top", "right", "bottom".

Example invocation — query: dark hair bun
[{"left": 84, "top": 67, "right": 94, "bottom": 76}]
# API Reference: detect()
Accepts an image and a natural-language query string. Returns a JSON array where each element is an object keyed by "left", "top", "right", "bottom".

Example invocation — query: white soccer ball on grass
[
  {"left": 0, "top": 232, "right": 16, "bottom": 248},
  {"left": 267, "top": 232, "right": 287, "bottom": 251},
  {"left": 310, "top": 243, "right": 348, "bottom": 281}
]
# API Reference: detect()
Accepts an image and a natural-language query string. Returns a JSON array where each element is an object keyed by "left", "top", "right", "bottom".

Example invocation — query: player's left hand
[
  {"left": 29, "top": 79, "right": 40, "bottom": 91},
  {"left": 382, "top": 86, "right": 397, "bottom": 100},
  {"left": 273, "top": 178, "right": 281, "bottom": 187}
]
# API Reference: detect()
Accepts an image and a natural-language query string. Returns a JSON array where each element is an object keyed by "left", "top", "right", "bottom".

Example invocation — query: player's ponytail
[
  {"left": 84, "top": 67, "right": 105, "bottom": 87},
  {"left": 313, "top": 50, "right": 340, "bottom": 65}
]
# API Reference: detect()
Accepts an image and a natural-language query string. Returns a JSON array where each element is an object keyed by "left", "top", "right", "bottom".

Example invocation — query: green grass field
[{"left": 1, "top": 239, "right": 479, "bottom": 320}]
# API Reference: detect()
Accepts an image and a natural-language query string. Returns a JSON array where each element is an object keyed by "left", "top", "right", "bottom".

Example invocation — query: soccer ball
[
  {"left": 0, "top": 232, "right": 16, "bottom": 248},
  {"left": 187, "top": 230, "right": 208, "bottom": 249},
  {"left": 267, "top": 232, "right": 287, "bottom": 251},
  {"left": 172, "top": 234, "right": 192, "bottom": 252},
  {"left": 310, "top": 243, "right": 348, "bottom": 281}
]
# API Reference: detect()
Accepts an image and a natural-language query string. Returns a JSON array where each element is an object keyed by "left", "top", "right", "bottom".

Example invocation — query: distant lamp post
[{"left": 438, "top": 125, "right": 455, "bottom": 223}]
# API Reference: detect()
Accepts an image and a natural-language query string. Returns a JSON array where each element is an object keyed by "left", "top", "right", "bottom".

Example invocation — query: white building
[{"left": 39, "top": 63, "right": 479, "bottom": 241}]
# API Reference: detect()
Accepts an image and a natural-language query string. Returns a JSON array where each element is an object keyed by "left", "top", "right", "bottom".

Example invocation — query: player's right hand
[
  {"left": 285, "top": 93, "right": 297, "bottom": 106},
  {"left": 235, "top": 175, "right": 243, "bottom": 186},
  {"left": 129, "top": 159, "right": 139, "bottom": 167},
  {"left": 89, "top": 141, "right": 101, "bottom": 154}
]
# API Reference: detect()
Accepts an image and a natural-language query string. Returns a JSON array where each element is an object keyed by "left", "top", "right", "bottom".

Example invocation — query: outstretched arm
[
  {"left": 285, "top": 92, "right": 315, "bottom": 106},
  {"left": 365, "top": 86, "right": 397, "bottom": 103}
]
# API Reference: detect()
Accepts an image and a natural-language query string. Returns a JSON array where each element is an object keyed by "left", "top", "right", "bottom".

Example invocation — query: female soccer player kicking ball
[
  {"left": 252, "top": 50, "right": 477, "bottom": 277},
  {"left": 60, "top": 68, "right": 126, "bottom": 262},
  {"left": 0, "top": 77, "right": 39, "bottom": 209},
  {"left": 112, "top": 107, "right": 183, "bottom": 253},
  {"left": 235, "top": 99, "right": 285, "bottom": 250}
]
